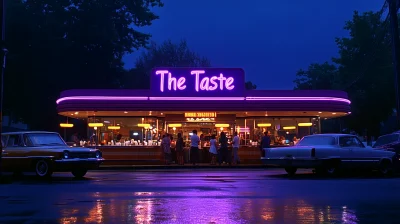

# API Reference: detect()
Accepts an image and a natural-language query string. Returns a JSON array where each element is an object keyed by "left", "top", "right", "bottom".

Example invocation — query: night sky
[{"left": 123, "top": 0, "right": 383, "bottom": 90}]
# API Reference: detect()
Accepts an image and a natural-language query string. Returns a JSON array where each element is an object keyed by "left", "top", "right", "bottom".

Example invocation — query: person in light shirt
[
  {"left": 190, "top": 130, "right": 200, "bottom": 166},
  {"left": 232, "top": 132, "right": 240, "bottom": 165}
]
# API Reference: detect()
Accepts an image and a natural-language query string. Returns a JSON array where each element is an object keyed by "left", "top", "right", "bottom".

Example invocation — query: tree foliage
[
  {"left": 5, "top": 0, "right": 163, "bottom": 130},
  {"left": 294, "top": 62, "right": 339, "bottom": 90},
  {"left": 123, "top": 39, "right": 211, "bottom": 89},
  {"left": 245, "top": 81, "right": 257, "bottom": 90},
  {"left": 294, "top": 11, "right": 393, "bottom": 135}
]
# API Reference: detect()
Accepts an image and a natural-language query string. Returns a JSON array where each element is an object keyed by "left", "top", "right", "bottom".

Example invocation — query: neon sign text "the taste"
[{"left": 155, "top": 70, "right": 235, "bottom": 92}]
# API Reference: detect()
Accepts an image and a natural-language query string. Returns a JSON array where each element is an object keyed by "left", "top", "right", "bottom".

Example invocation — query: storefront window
[
  {"left": 85, "top": 115, "right": 320, "bottom": 147},
  {"left": 235, "top": 117, "right": 320, "bottom": 146},
  {"left": 87, "top": 117, "right": 160, "bottom": 145}
]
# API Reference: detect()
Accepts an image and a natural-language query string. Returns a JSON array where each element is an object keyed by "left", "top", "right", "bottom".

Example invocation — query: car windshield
[
  {"left": 296, "top": 136, "right": 336, "bottom": 146},
  {"left": 373, "top": 134, "right": 399, "bottom": 148},
  {"left": 24, "top": 133, "right": 66, "bottom": 146}
]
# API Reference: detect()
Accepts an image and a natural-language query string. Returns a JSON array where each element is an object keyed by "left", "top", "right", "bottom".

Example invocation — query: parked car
[
  {"left": 373, "top": 132, "right": 400, "bottom": 153},
  {"left": 261, "top": 134, "right": 396, "bottom": 176},
  {"left": 372, "top": 132, "right": 400, "bottom": 169},
  {"left": 1, "top": 131, "right": 104, "bottom": 178}
]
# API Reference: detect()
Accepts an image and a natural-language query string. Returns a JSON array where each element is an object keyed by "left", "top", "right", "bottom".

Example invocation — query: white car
[{"left": 261, "top": 134, "right": 397, "bottom": 176}]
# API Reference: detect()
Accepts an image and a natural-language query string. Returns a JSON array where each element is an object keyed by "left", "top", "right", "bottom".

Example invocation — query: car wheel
[
  {"left": 326, "top": 167, "right": 339, "bottom": 176},
  {"left": 71, "top": 169, "right": 88, "bottom": 178},
  {"left": 284, "top": 167, "right": 297, "bottom": 176},
  {"left": 378, "top": 161, "right": 392, "bottom": 177},
  {"left": 314, "top": 167, "right": 337, "bottom": 177},
  {"left": 35, "top": 160, "right": 53, "bottom": 178}
]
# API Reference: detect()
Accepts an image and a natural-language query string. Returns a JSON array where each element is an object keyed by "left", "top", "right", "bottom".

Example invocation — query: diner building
[{"left": 57, "top": 68, "right": 351, "bottom": 165}]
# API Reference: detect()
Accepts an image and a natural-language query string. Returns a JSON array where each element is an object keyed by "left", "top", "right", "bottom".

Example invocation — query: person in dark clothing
[
  {"left": 260, "top": 131, "right": 271, "bottom": 157},
  {"left": 190, "top": 130, "right": 200, "bottom": 165},
  {"left": 170, "top": 135, "right": 176, "bottom": 163},
  {"left": 218, "top": 132, "right": 231, "bottom": 166},
  {"left": 176, "top": 133, "right": 185, "bottom": 165}
]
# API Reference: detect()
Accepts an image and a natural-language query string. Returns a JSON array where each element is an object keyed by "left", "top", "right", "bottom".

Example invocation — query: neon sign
[
  {"left": 151, "top": 68, "right": 245, "bottom": 97},
  {"left": 184, "top": 112, "right": 216, "bottom": 118},
  {"left": 155, "top": 70, "right": 235, "bottom": 92}
]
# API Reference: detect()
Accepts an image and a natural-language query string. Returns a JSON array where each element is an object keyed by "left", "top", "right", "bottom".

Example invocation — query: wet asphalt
[{"left": 0, "top": 168, "right": 399, "bottom": 224}]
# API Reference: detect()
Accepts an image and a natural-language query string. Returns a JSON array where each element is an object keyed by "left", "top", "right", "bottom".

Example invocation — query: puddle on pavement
[
  {"left": 0, "top": 193, "right": 369, "bottom": 223},
  {"left": 43, "top": 197, "right": 364, "bottom": 223}
]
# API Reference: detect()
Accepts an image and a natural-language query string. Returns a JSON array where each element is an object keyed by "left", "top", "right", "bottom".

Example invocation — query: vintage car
[
  {"left": 261, "top": 134, "right": 397, "bottom": 176},
  {"left": 373, "top": 131, "right": 400, "bottom": 153},
  {"left": 1, "top": 131, "right": 104, "bottom": 178}
]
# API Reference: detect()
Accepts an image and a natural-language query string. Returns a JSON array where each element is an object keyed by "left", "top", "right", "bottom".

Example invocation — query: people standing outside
[
  {"left": 292, "top": 136, "right": 299, "bottom": 145},
  {"left": 232, "top": 132, "right": 240, "bottom": 165},
  {"left": 162, "top": 133, "right": 171, "bottom": 165},
  {"left": 170, "top": 135, "right": 176, "bottom": 164},
  {"left": 190, "top": 130, "right": 200, "bottom": 166},
  {"left": 176, "top": 133, "right": 185, "bottom": 165},
  {"left": 209, "top": 134, "right": 218, "bottom": 165},
  {"left": 260, "top": 131, "right": 271, "bottom": 157},
  {"left": 219, "top": 132, "right": 231, "bottom": 166}
]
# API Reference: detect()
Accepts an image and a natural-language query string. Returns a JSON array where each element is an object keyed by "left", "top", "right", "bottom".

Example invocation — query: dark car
[
  {"left": 373, "top": 132, "right": 400, "bottom": 170},
  {"left": 1, "top": 131, "right": 104, "bottom": 178}
]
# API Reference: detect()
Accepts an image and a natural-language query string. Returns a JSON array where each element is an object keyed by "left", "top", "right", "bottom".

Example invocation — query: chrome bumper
[
  {"left": 53, "top": 158, "right": 104, "bottom": 171},
  {"left": 54, "top": 158, "right": 105, "bottom": 164}
]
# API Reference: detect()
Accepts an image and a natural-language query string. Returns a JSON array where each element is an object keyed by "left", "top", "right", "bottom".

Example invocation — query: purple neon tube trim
[
  {"left": 149, "top": 97, "right": 245, "bottom": 101},
  {"left": 245, "top": 97, "right": 351, "bottom": 104},
  {"left": 56, "top": 95, "right": 351, "bottom": 104},
  {"left": 56, "top": 96, "right": 149, "bottom": 104}
]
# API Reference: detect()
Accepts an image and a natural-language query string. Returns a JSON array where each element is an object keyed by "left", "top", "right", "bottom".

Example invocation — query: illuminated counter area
[{"left": 56, "top": 68, "right": 351, "bottom": 165}]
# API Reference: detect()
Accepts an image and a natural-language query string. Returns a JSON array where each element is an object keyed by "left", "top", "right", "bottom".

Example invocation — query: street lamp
[{"left": 0, "top": 0, "right": 7, "bottom": 179}]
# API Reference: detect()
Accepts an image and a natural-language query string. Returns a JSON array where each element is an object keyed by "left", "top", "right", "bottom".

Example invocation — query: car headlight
[
  {"left": 63, "top": 151, "right": 69, "bottom": 159},
  {"left": 95, "top": 151, "right": 102, "bottom": 158}
]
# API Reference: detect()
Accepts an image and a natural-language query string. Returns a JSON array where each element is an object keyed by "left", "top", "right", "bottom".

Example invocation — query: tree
[
  {"left": 294, "top": 62, "right": 339, "bottom": 90},
  {"left": 294, "top": 11, "right": 393, "bottom": 136},
  {"left": 5, "top": 0, "right": 163, "bottom": 130},
  {"left": 245, "top": 81, "right": 257, "bottom": 90},
  {"left": 334, "top": 11, "right": 393, "bottom": 136},
  {"left": 123, "top": 39, "right": 211, "bottom": 89}
]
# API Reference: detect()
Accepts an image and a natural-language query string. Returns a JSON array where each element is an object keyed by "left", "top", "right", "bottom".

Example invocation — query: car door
[
  {"left": 2, "top": 134, "right": 30, "bottom": 171},
  {"left": 1, "top": 134, "right": 12, "bottom": 170},
  {"left": 339, "top": 136, "right": 374, "bottom": 168}
]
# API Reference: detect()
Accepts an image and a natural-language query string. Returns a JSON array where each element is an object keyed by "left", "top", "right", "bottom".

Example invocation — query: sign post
[{"left": 0, "top": 0, "right": 6, "bottom": 180}]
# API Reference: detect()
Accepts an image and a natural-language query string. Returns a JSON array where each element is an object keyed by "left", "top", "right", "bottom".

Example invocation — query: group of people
[
  {"left": 160, "top": 132, "right": 185, "bottom": 165},
  {"left": 160, "top": 130, "right": 241, "bottom": 166}
]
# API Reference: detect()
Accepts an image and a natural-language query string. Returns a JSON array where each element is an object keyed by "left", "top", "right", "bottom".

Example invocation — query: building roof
[{"left": 56, "top": 89, "right": 351, "bottom": 116}]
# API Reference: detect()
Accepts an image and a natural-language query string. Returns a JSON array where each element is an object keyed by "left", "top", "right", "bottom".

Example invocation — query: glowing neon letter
[
  {"left": 217, "top": 73, "right": 227, "bottom": 90},
  {"left": 225, "top": 77, "right": 234, "bottom": 90},
  {"left": 168, "top": 73, "right": 177, "bottom": 90},
  {"left": 177, "top": 77, "right": 186, "bottom": 90},
  {"left": 155, "top": 70, "right": 169, "bottom": 92},
  {"left": 209, "top": 76, "right": 218, "bottom": 91},
  {"left": 200, "top": 77, "right": 210, "bottom": 91},
  {"left": 191, "top": 70, "right": 205, "bottom": 92}
]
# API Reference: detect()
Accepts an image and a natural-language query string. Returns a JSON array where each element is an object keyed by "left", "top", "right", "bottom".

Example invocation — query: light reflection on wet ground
[{"left": 0, "top": 169, "right": 399, "bottom": 223}]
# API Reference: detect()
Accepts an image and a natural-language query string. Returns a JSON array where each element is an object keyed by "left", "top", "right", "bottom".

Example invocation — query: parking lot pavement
[{"left": 0, "top": 169, "right": 399, "bottom": 223}]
